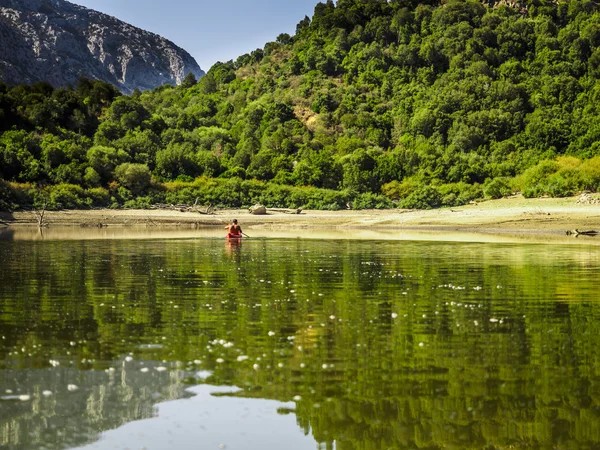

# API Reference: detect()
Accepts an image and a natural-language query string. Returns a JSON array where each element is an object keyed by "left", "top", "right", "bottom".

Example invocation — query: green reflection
[{"left": 1, "top": 239, "right": 600, "bottom": 449}]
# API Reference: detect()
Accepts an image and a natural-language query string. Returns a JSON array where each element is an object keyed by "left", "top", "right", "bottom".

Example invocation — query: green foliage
[
  {"left": 48, "top": 183, "right": 89, "bottom": 210},
  {"left": 351, "top": 192, "right": 395, "bottom": 209},
  {"left": 180, "top": 72, "right": 197, "bottom": 89},
  {"left": 483, "top": 177, "right": 512, "bottom": 199},
  {"left": 437, "top": 181, "right": 483, "bottom": 205},
  {"left": 4, "top": 0, "right": 600, "bottom": 209},
  {"left": 577, "top": 156, "right": 600, "bottom": 190},
  {"left": 87, "top": 146, "right": 126, "bottom": 181},
  {"left": 0, "top": 179, "right": 23, "bottom": 211},
  {"left": 86, "top": 187, "right": 111, "bottom": 207},
  {"left": 381, "top": 177, "right": 421, "bottom": 201},
  {"left": 155, "top": 143, "right": 199, "bottom": 179},
  {"left": 84, "top": 167, "right": 102, "bottom": 187},
  {"left": 340, "top": 149, "right": 378, "bottom": 192},
  {"left": 400, "top": 185, "right": 443, "bottom": 209},
  {"left": 162, "top": 177, "right": 349, "bottom": 210},
  {"left": 114, "top": 163, "right": 152, "bottom": 195},
  {"left": 510, "top": 155, "right": 600, "bottom": 197}
]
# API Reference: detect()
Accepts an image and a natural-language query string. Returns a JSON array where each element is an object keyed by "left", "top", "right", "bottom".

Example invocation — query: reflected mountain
[{"left": 0, "top": 360, "right": 193, "bottom": 449}]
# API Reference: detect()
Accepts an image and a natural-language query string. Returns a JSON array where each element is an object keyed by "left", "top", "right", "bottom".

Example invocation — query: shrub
[
  {"left": 123, "top": 196, "right": 152, "bottom": 209},
  {"left": 381, "top": 177, "right": 421, "bottom": 201},
  {"left": 483, "top": 178, "right": 512, "bottom": 199},
  {"left": 271, "top": 170, "right": 295, "bottom": 185},
  {"left": 0, "top": 180, "right": 37, "bottom": 210},
  {"left": 116, "top": 186, "right": 132, "bottom": 202},
  {"left": 577, "top": 156, "right": 600, "bottom": 191},
  {"left": 0, "top": 179, "right": 19, "bottom": 211},
  {"left": 48, "top": 184, "right": 88, "bottom": 209},
  {"left": 219, "top": 166, "right": 247, "bottom": 179},
  {"left": 351, "top": 192, "right": 395, "bottom": 209},
  {"left": 297, "top": 188, "right": 347, "bottom": 210},
  {"left": 195, "top": 151, "right": 222, "bottom": 177},
  {"left": 538, "top": 174, "right": 576, "bottom": 197},
  {"left": 160, "top": 177, "right": 349, "bottom": 210},
  {"left": 522, "top": 186, "right": 539, "bottom": 198},
  {"left": 155, "top": 143, "right": 199, "bottom": 179},
  {"left": 456, "top": 183, "right": 483, "bottom": 205},
  {"left": 556, "top": 156, "right": 581, "bottom": 170},
  {"left": 259, "top": 184, "right": 294, "bottom": 207},
  {"left": 164, "top": 177, "right": 242, "bottom": 207},
  {"left": 114, "top": 163, "right": 152, "bottom": 195},
  {"left": 400, "top": 185, "right": 442, "bottom": 209},
  {"left": 86, "top": 146, "right": 123, "bottom": 180},
  {"left": 513, "top": 159, "right": 560, "bottom": 193},
  {"left": 86, "top": 187, "right": 111, "bottom": 207},
  {"left": 511, "top": 156, "right": 600, "bottom": 198},
  {"left": 84, "top": 167, "right": 102, "bottom": 187},
  {"left": 437, "top": 182, "right": 482, "bottom": 206}
]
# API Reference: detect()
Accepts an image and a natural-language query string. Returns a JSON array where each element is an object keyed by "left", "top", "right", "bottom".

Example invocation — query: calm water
[{"left": 1, "top": 234, "right": 600, "bottom": 450}]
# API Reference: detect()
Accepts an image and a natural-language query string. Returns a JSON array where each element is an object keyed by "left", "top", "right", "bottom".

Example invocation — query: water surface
[{"left": 1, "top": 236, "right": 600, "bottom": 449}]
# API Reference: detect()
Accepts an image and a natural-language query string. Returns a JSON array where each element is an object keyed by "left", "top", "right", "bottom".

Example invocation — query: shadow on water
[{"left": 0, "top": 228, "right": 15, "bottom": 241}]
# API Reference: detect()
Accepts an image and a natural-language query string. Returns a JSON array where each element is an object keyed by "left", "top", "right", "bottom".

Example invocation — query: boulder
[{"left": 249, "top": 204, "right": 267, "bottom": 215}]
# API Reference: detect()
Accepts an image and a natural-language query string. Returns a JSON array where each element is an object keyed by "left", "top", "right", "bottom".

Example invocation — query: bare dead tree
[{"left": 33, "top": 199, "right": 49, "bottom": 228}]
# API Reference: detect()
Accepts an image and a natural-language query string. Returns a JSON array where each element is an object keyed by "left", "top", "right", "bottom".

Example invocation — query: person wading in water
[{"left": 225, "top": 219, "right": 243, "bottom": 238}]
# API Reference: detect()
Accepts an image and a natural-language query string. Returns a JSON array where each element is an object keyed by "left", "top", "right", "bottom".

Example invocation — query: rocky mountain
[{"left": 0, "top": 0, "right": 204, "bottom": 93}]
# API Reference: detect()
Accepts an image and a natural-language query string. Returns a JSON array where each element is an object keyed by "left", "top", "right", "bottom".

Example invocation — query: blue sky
[{"left": 74, "top": 0, "right": 320, "bottom": 72}]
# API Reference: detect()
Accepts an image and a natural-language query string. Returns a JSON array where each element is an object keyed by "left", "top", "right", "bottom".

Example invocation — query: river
[{"left": 1, "top": 229, "right": 599, "bottom": 449}]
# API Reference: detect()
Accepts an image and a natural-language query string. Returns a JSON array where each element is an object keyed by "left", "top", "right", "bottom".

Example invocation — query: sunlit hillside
[{"left": 2, "top": 0, "right": 600, "bottom": 210}]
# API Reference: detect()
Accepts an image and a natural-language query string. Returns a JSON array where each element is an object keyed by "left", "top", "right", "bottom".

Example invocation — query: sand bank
[
  {"left": 1, "top": 196, "right": 600, "bottom": 241},
  {"left": 3, "top": 196, "right": 600, "bottom": 230}
]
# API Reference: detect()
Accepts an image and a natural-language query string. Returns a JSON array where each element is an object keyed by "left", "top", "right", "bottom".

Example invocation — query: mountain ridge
[{"left": 0, "top": 0, "right": 204, "bottom": 93}]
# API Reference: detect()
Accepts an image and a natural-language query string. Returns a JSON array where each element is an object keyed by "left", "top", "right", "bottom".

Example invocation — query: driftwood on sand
[
  {"left": 150, "top": 199, "right": 215, "bottom": 214},
  {"left": 247, "top": 204, "right": 303, "bottom": 215},
  {"left": 566, "top": 229, "right": 599, "bottom": 236},
  {"left": 267, "top": 208, "right": 303, "bottom": 214}
]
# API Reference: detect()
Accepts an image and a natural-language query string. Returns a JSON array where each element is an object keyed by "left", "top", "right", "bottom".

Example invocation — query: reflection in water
[
  {"left": 225, "top": 236, "right": 243, "bottom": 259},
  {"left": 1, "top": 239, "right": 600, "bottom": 449},
  {"left": 75, "top": 385, "right": 315, "bottom": 450},
  {"left": 0, "top": 228, "right": 15, "bottom": 241},
  {"left": 4, "top": 223, "right": 600, "bottom": 245},
  {"left": 0, "top": 360, "right": 192, "bottom": 450}
]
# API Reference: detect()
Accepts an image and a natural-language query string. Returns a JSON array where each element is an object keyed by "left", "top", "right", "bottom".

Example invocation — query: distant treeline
[{"left": 2, "top": 0, "right": 600, "bottom": 211}]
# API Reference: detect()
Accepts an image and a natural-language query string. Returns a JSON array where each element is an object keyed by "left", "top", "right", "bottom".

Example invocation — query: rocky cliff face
[{"left": 0, "top": 0, "right": 204, "bottom": 93}]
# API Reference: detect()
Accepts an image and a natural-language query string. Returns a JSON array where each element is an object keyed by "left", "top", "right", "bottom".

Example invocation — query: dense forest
[{"left": 2, "top": 0, "right": 600, "bottom": 211}]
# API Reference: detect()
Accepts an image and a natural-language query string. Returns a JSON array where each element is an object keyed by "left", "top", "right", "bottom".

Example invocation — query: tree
[
  {"left": 86, "top": 145, "right": 126, "bottom": 181},
  {"left": 114, "top": 163, "right": 152, "bottom": 194},
  {"left": 154, "top": 142, "right": 199, "bottom": 179},
  {"left": 180, "top": 72, "right": 198, "bottom": 89}
]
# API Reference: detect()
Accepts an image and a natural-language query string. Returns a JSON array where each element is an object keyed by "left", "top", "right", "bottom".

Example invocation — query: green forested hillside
[{"left": 2, "top": 0, "right": 600, "bottom": 211}]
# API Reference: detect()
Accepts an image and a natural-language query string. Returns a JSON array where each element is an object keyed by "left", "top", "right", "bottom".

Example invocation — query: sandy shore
[{"left": 2, "top": 195, "right": 600, "bottom": 236}]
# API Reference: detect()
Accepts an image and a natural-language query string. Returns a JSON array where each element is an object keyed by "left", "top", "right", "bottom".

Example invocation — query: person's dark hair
[{"left": 232, "top": 219, "right": 238, "bottom": 224}]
